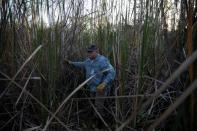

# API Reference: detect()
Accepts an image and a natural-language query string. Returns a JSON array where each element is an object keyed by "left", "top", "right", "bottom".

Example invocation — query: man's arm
[
  {"left": 100, "top": 58, "right": 116, "bottom": 84},
  {"left": 70, "top": 61, "right": 85, "bottom": 69}
]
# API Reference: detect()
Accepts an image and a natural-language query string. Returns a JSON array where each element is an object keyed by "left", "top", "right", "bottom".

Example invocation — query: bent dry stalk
[
  {"left": 0, "top": 45, "right": 43, "bottom": 99},
  {"left": 147, "top": 79, "right": 197, "bottom": 131},
  {"left": 116, "top": 50, "right": 197, "bottom": 131},
  {"left": 0, "top": 71, "right": 70, "bottom": 131},
  {"left": 42, "top": 68, "right": 113, "bottom": 131}
]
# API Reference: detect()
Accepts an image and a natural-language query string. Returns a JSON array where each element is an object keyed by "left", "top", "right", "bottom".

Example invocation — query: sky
[{"left": 41, "top": 0, "right": 180, "bottom": 30}]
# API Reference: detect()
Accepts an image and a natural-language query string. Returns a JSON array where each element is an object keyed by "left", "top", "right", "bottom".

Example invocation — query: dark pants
[{"left": 90, "top": 91, "right": 105, "bottom": 117}]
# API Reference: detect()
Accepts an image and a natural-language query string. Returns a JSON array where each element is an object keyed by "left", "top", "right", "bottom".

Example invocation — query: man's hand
[
  {"left": 63, "top": 59, "right": 71, "bottom": 65},
  {"left": 97, "top": 82, "right": 106, "bottom": 93}
]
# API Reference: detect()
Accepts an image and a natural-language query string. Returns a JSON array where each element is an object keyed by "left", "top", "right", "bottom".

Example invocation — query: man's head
[{"left": 87, "top": 45, "right": 98, "bottom": 60}]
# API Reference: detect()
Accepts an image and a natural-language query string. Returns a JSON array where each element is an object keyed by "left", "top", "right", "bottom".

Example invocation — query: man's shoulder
[
  {"left": 97, "top": 55, "right": 109, "bottom": 65},
  {"left": 98, "top": 54, "right": 108, "bottom": 61}
]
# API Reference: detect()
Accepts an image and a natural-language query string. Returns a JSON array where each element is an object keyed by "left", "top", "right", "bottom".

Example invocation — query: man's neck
[{"left": 91, "top": 54, "right": 98, "bottom": 60}]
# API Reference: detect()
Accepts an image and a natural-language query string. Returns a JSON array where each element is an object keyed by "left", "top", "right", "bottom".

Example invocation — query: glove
[
  {"left": 96, "top": 82, "right": 106, "bottom": 93},
  {"left": 63, "top": 59, "right": 71, "bottom": 65}
]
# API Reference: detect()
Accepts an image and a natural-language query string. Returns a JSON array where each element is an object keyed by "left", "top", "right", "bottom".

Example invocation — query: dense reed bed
[{"left": 0, "top": 0, "right": 197, "bottom": 130}]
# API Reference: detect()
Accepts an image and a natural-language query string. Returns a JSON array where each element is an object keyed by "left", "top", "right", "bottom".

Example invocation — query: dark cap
[{"left": 87, "top": 45, "right": 97, "bottom": 52}]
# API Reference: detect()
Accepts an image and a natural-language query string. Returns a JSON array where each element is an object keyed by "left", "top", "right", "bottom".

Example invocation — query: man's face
[{"left": 87, "top": 50, "right": 97, "bottom": 59}]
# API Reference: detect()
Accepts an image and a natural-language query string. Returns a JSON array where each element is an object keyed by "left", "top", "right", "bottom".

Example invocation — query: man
[{"left": 65, "top": 44, "right": 115, "bottom": 117}]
